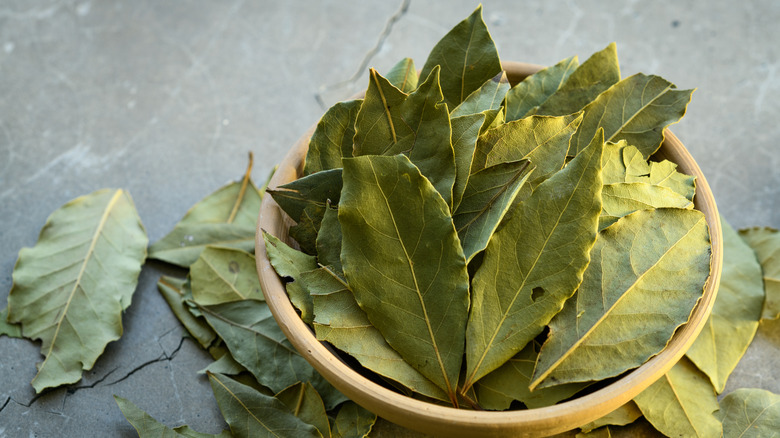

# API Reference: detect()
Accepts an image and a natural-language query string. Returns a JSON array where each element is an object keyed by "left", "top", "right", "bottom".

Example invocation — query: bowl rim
[{"left": 256, "top": 61, "right": 723, "bottom": 437}]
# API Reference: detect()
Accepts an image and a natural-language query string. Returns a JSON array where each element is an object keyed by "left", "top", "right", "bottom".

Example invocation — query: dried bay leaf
[
  {"left": 304, "top": 100, "right": 361, "bottom": 176},
  {"left": 263, "top": 231, "right": 318, "bottom": 324},
  {"left": 450, "top": 113, "right": 486, "bottom": 211},
  {"left": 208, "top": 372, "right": 322, "bottom": 438},
  {"left": 306, "top": 266, "right": 448, "bottom": 401},
  {"left": 268, "top": 168, "right": 343, "bottom": 223},
  {"left": 686, "top": 218, "right": 764, "bottom": 393},
  {"left": 0, "top": 307, "right": 22, "bottom": 338},
  {"left": 739, "top": 227, "right": 780, "bottom": 321},
  {"left": 633, "top": 357, "right": 721, "bottom": 438},
  {"left": 576, "top": 427, "right": 613, "bottom": 438},
  {"left": 290, "top": 203, "right": 326, "bottom": 255},
  {"left": 339, "top": 154, "right": 470, "bottom": 402},
  {"left": 149, "top": 156, "right": 262, "bottom": 267},
  {"left": 157, "top": 275, "right": 217, "bottom": 350},
  {"left": 599, "top": 182, "right": 692, "bottom": 230},
  {"left": 419, "top": 5, "right": 502, "bottom": 109},
  {"left": 452, "top": 159, "right": 533, "bottom": 262},
  {"left": 471, "top": 113, "right": 583, "bottom": 182},
  {"left": 276, "top": 382, "right": 331, "bottom": 438},
  {"left": 533, "top": 43, "right": 620, "bottom": 117},
  {"left": 7, "top": 188, "right": 147, "bottom": 393},
  {"left": 199, "top": 299, "right": 346, "bottom": 410},
  {"left": 331, "top": 401, "right": 377, "bottom": 438},
  {"left": 200, "top": 350, "right": 246, "bottom": 376},
  {"left": 579, "top": 401, "right": 643, "bottom": 433},
  {"left": 190, "top": 246, "right": 264, "bottom": 306},
  {"left": 385, "top": 57, "right": 418, "bottom": 93},
  {"left": 450, "top": 72, "right": 510, "bottom": 118},
  {"left": 531, "top": 208, "right": 710, "bottom": 389},
  {"left": 315, "top": 205, "right": 343, "bottom": 273},
  {"left": 115, "top": 395, "right": 232, "bottom": 438},
  {"left": 718, "top": 388, "right": 780, "bottom": 437},
  {"left": 504, "top": 55, "right": 579, "bottom": 121},
  {"left": 464, "top": 132, "right": 604, "bottom": 389},
  {"left": 568, "top": 74, "right": 695, "bottom": 158},
  {"left": 475, "top": 341, "right": 589, "bottom": 410},
  {"left": 353, "top": 67, "right": 456, "bottom": 206}
]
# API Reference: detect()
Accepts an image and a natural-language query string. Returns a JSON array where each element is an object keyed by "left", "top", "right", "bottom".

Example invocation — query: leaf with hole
[
  {"left": 190, "top": 246, "right": 264, "bottom": 306},
  {"left": 7, "top": 188, "right": 147, "bottom": 393}
]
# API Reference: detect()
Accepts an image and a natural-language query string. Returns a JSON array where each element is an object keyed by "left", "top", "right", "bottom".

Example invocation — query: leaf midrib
[{"left": 209, "top": 373, "right": 282, "bottom": 437}]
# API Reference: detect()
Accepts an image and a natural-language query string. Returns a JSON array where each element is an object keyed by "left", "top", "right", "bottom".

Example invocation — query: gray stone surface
[{"left": 0, "top": 0, "right": 778, "bottom": 437}]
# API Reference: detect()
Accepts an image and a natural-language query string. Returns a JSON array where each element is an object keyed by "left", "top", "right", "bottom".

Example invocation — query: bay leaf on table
[
  {"left": 305, "top": 266, "right": 448, "bottom": 401},
  {"left": 451, "top": 71, "right": 510, "bottom": 118},
  {"left": 7, "top": 188, "right": 147, "bottom": 393},
  {"left": 339, "top": 154, "right": 470, "bottom": 402},
  {"left": 352, "top": 67, "right": 456, "bottom": 207},
  {"left": 599, "top": 182, "right": 692, "bottom": 230},
  {"left": 579, "top": 401, "right": 643, "bottom": 433},
  {"left": 531, "top": 208, "right": 711, "bottom": 390},
  {"left": 475, "top": 341, "right": 589, "bottom": 410},
  {"left": 263, "top": 231, "right": 319, "bottom": 324},
  {"left": 532, "top": 43, "right": 620, "bottom": 117},
  {"left": 157, "top": 275, "right": 217, "bottom": 350},
  {"left": 190, "top": 246, "right": 264, "bottom": 306},
  {"left": 267, "top": 168, "right": 342, "bottom": 223},
  {"left": 419, "top": 4, "right": 502, "bottom": 110},
  {"left": 464, "top": 131, "right": 603, "bottom": 390},
  {"left": 208, "top": 372, "right": 322, "bottom": 438},
  {"left": 504, "top": 55, "right": 578, "bottom": 121},
  {"left": 276, "top": 382, "right": 331, "bottom": 438},
  {"left": 0, "top": 307, "right": 22, "bottom": 338},
  {"left": 717, "top": 388, "right": 780, "bottom": 438},
  {"left": 115, "top": 395, "right": 232, "bottom": 438},
  {"left": 200, "top": 350, "right": 246, "bottom": 376},
  {"left": 385, "top": 57, "right": 418, "bottom": 93},
  {"left": 686, "top": 217, "right": 764, "bottom": 393},
  {"left": 199, "top": 299, "right": 346, "bottom": 410},
  {"left": 451, "top": 112, "right": 487, "bottom": 211},
  {"left": 602, "top": 141, "right": 696, "bottom": 201},
  {"left": 304, "top": 99, "right": 362, "bottom": 176},
  {"left": 739, "top": 227, "right": 780, "bottom": 321},
  {"left": 633, "top": 357, "right": 721, "bottom": 438},
  {"left": 330, "top": 401, "right": 377, "bottom": 438},
  {"left": 148, "top": 156, "right": 263, "bottom": 267},
  {"left": 452, "top": 159, "right": 533, "bottom": 262},
  {"left": 568, "top": 73, "right": 695, "bottom": 158}
]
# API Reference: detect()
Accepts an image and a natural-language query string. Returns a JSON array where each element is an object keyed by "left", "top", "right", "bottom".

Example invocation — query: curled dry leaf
[{"left": 739, "top": 227, "right": 780, "bottom": 321}]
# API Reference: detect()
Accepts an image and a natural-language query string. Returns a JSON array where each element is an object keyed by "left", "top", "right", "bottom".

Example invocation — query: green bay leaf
[
  {"left": 739, "top": 227, "right": 780, "bottom": 321},
  {"left": 157, "top": 275, "right": 217, "bottom": 350},
  {"left": 568, "top": 73, "right": 695, "bottom": 158},
  {"left": 451, "top": 72, "right": 510, "bottom": 118},
  {"left": 208, "top": 372, "right": 322, "bottom": 438},
  {"left": 289, "top": 203, "right": 326, "bottom": 255},
  {"left": 263, "top": 231, "right": 319, "bottom": 324},
  {"left": 634, "top": 357, "right": 721, "bottom": 438},
  {"left": 315, "top": 205, "right": 343, "bottom": 274},
  {"left": 276, "top": 382, "right": 331, "bottom": 438},
  {"left": 475, "top": 341, "right": 589, "bottom": 410},
  {"left": 505, "top": 55, "right": 579, "bottom": 121},
  {"left": 464, "top": 131, "right": 604, "bottom": 389},
  {"left": 115, "top": 395, "right": 232, "bottom": 438},
  {"left": 353, "top": 67, "right": 456, "bottom": 206},
  {"left": 190, "top": 246, "right": 264, "bottom": 306},
  {"left": 306, "top": 266, "right": 448, "bottom": 402},
  {"left": 148, "top": 159, "right": 263, "bottom": 267},
  {"left": 419, "top": 5, "right": 502, "bottom": 109},
  {"left": 451, "top": 113, "right": 486, "bottom": 211},
  {"left": 385, "top": 57, "right": 418, "bottom": 93},
  {"left": 579, "top": 401, "right": 643, "bottom": 433},
  {"left": 267, "top": 168, "right": 343, "bottom": 223},
  {"left": 453, "top": 159, "right": 533, "bottom": 262},
  {"left": 718, "top": 388, "right": 780, "bottom": 438},
  {"left": 199, "top": 299, "right": 346, "bottom": 410},
  {"left": 339, "top": 154, "right": 470, "bottom": 401},
  {"left": 331, "top": 401, "right": 377, "bottom": 438},
  {"left": 599, "top": 182, "right": 692, "bottom": 230},
  {"left": 533, "top": 43, "right": 620, "bottom": 117},
  {"left": 532, "top": 208, "right": 711, "bottom": 389},
  {"left": 304, "top": 100, "right": 361, "bottom": 176},
  {"left": 686, "top": 217, "right": 764, "bottom": 393},
  {"left": 7, "top": 189, "right": 147, "bottom": 393}
]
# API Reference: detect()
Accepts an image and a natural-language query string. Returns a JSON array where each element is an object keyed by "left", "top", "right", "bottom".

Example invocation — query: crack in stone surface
[
  {"left": 0, "top": 396, "right": 9, "bottom": 414},
  {"left": 314, "top": 0, "right": 411, "bottom": 110},
  {"left": 107, "top": 337, "right": 187, "bottom": 387}
]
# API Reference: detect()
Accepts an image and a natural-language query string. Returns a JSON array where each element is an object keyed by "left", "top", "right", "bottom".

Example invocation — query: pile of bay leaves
[{"left": 2, "top": 5, "right": 779, "bottom": 438}]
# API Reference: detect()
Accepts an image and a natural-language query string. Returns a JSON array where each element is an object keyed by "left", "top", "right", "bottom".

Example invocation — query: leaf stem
[{"left": 227, "top": 151, "right": 254, "bottom": 224}]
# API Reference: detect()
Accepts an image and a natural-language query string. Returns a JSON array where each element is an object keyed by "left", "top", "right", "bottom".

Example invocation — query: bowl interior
[{"left": 256, "top": 62, "right": 723, "bottom": 438}]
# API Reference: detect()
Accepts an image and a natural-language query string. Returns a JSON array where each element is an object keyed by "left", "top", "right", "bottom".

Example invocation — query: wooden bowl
[{"left": 256, "top": 62, "right": 723, "bottom": 437}]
